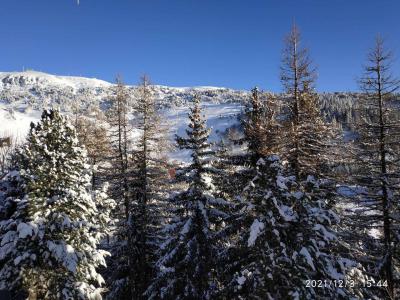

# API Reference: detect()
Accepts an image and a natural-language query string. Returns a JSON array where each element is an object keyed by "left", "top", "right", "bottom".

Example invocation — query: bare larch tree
[
  {"left": 354, "top": 36, "right": 400, "bottom": 299},
  {"left": 129, "top": 75, "right": 169, "bottom": 299},
  {"left": 105, "top": 76, "right": 134, "bottom": 300},
  {"left": 280, "top": 23, "right": 317, "bottom": 178}
]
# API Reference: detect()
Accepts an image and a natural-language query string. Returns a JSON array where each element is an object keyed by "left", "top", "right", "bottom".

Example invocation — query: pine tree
[
  {"left": 351, "top": 37, "right": 400, "bottom": 299},
  {"left": 0, "top": 110, "right": 114, "bottom": 299},
  {"left": 146, "top": 96, "right": 229, "bottom": 299},
  {"left": 222, "top": 155, "right": 354, "bottom": 299}
]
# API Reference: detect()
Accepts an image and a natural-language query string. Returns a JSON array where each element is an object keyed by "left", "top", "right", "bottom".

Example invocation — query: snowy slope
[
  {"left": 0, "top": 71, "right": 246, "bottom": 161},
  {"left": 166, "top": 102, "right": 242, "bottom": 162},
  {"left": 0, "top": 71, "right": 361, "bottom": 162},
  {"left": 0, "top": 71, "right": 112, "bottom": 90}
]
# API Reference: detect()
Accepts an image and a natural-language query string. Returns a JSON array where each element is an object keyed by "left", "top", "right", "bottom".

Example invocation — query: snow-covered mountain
[
  {"left": 0, "top": 70, "right": 248, "bottom": 107},
  {"left": 0, "top": 70, "right": 362, "bottom": 155},
  {"left": 0, "top": 71, "right": 247, "bottom": 160},
  {"left": 0, "top": 71, "right": 112, "bottom": 89}
]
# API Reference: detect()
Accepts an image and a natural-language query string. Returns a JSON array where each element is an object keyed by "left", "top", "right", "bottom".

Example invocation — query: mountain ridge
[
  {"left": 0, "top": 70, "right": 239, "bottom": 91},
  {"left": 0, "top": 71, "right": 358, "bottom": 147}
]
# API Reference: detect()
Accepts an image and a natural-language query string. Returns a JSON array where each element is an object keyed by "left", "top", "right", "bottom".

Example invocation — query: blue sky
[{"left": 0, "top": 0, "right": 399, "bottom": 91}]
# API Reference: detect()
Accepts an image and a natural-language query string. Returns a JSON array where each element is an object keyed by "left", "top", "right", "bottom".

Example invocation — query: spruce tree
[
  {"left": 0, "top": 110, "right": 114, "bottom": 299},
  {"left": 146, "top": 96, "right": 229, "bottom": 299},
  {"left": 223, "top": 156, "right": 353, "bottom": 299}
]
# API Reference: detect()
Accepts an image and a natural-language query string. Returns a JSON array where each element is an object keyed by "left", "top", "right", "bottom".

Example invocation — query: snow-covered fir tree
[
  {"left": 222, "top": 155, "right": 356, "bottom": 299},
  {"left": 146, "top": 95, "right": 229, "bottom": 299},
  {"left": 0, "top": 110, "right": 114, "bottom": 300}
]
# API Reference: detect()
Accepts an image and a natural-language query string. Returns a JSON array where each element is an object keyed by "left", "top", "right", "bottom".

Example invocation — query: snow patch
[
  {"left": 272, "top": 198, "right": 297, "bottom": 222},
  {"left": 276, "top": 176, "right": 288, "bottom": 190},
  {"left": 248, "top": 219, "right": 264, "bottom": 247},
  {"left": 299, "top": 247, "right": 315, "bottom": 271},
  {"left": 17, "top": 222, "right": 36, "bottom": 239}
]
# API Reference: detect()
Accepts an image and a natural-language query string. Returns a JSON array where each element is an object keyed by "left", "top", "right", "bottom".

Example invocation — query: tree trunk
[{"left": 377, "top": 67, "right": 394, "bottom": 299}]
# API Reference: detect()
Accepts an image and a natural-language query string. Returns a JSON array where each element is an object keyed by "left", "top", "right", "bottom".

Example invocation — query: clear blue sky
[{"left": 0, "top": 0, "right": 399, "bottom": 91}]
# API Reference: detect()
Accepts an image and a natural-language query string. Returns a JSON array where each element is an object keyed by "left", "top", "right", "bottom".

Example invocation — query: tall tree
[
  {"left": 146, "top": 96, "right": 229, "bottom": 299},
  {"left": 105, "top": 77, "right": 133, "bottom": 299},
  {"left": 280, "top": 24, "right": 317, "bottom": 178},
  {"left": 281, "top": 23, "right": 316, "bottom": 123},
  {"left": 107, "top": 76, "right": 131, "bottom": 220},
  {"left": 129, "top": 75, "right": 170, "bottom": 299},
  {"left": 353, "top": 36, "right": 400, "bottom": 299},
  {"left": 0, "top": 110, "right": 114, "bottom": 299}
]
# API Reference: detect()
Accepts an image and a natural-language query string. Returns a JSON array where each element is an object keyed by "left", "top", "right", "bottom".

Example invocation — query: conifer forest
[{"left": 1, "top": 3, "right": 400, "bottom": 300}]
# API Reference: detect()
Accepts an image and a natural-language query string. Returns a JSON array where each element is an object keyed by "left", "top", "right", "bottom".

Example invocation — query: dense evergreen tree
[
  {"left": 0, "top": 110, "right": 114, "bottom": 299},
  {"left": 222, "top": 155, "right": 354, "bottom": 299},
  {"left": 146, "top": 96, "right": 229, "bottom": 299}
]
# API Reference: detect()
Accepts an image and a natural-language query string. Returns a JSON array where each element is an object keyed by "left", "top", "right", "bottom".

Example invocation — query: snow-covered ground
[
  {"left": 0, "top": 103, "right": 41, "bottom": 137},
  {"left": 0, "top": 101, "right": 243, "bottom": 162},
  {"left": 166, "top": 102, "right": 242, "bottom": 162},
  {"left": 0, "top": 71, "right": 245, "bottom": 162}
]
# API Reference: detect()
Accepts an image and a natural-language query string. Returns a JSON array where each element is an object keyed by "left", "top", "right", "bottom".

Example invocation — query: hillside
[
  {"left": 0, "top": 71, "right": 360, "bottom": 151},
  {"left": 0, "top": 71, "right": 250, "bottom": 162}
]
